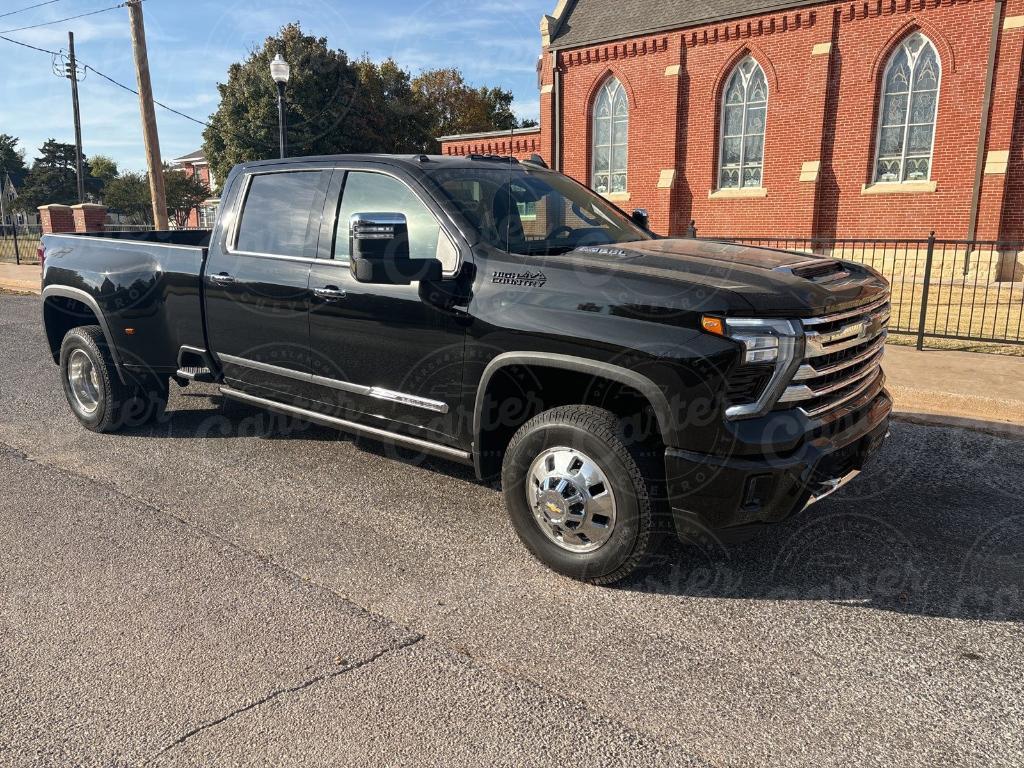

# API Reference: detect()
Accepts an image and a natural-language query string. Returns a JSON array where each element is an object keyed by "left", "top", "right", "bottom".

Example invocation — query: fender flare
[
  {"left": 472, "top": 352, "right": 674, "bottom": 469},
  {"left": 41, "top": 285, "right": 128, "bottom": 384}
]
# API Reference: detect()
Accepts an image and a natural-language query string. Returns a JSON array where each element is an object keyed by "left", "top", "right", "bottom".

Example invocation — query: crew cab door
[
  {"left": 305, "top": 167, "right": 469, "bottom": 444},
  {"left": 204, "top": 168, "right": 332, "bottom": 398}
]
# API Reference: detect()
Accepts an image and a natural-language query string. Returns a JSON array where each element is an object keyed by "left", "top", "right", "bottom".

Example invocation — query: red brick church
[{"left": 439, "top": 0, "right": 1024, "bottom": 241}]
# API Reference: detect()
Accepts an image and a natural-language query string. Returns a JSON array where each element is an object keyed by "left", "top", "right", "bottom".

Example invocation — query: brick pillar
[
  {"left": 37, "top": 204, "right": 75, "bottom": 234},
  {"left": 537, "top": 46, "right": 557, "bottom": 169},
  {"left": 978, "top": 8, "right": 1024, "bottom": 240},
  {"left": 71, "top": 203, "right": 107, "bottom": 233},
  {"left": 796, "top": 37, "right": 836, "bottom": 239}
]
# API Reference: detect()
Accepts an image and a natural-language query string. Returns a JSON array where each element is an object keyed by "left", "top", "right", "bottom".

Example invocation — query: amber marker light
[
  {"left": 124, "top": 328, "right": 135, "bottom": 336},
  {"left": 701, "top": 316, "right": 726, "bottom": 336}
]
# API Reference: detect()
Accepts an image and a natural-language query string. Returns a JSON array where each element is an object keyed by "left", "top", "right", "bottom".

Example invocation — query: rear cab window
[{"left": 232, "top": 171, "right": 330, "bottom": 259}]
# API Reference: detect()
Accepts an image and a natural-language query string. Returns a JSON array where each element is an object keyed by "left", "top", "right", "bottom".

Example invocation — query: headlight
[{"left": 702, "top": 316, "right": 804, "bottom": 419}]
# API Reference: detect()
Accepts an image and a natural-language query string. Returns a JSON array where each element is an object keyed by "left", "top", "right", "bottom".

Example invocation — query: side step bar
[
  {"left": 220, "top": 387, "right": 473, "bottom": 465},
  {"left": 176, "top": 345, "right": 219, "bottom": 383}
]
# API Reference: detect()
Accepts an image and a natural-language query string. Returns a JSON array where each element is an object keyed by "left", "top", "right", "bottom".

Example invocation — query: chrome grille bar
[
  {"left": 804, "top": 304, "right": 890, "bottom": 358},
  {"left": 776, "top": 292, "right": 891, "bottom": 418},
  {"left": 800, "top": 295, "right": 890, "bottom": 327},
  {"left": 792, "top": 332, "right": 888, "bottom": 382}
]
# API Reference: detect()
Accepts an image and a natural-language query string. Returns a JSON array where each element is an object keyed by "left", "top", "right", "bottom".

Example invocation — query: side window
[
  {"left": 234, "top": 171, "right": 326, "bottom": 258},
  {"left": 336, "top": 171, "right": 457, "bottom": 271}
]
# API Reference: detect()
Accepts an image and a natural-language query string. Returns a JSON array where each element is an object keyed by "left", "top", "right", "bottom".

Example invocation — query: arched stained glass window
[
  {"left": 591, "top": 77, "right": 628, "bottom": 194},
  {"left": 718, "top": 56, "right": 768, "bottom": 189},
  {"left": 874, "top": 33, "right": 941, "bottom": 183}
]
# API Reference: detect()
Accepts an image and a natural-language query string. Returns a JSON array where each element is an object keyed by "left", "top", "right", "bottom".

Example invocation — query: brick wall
[
  {"left": 441, "top": 130, "right": 543, "bottom": 160},
  {"left": 442, "top": 0, "right": 1024, "bottom": 242}
]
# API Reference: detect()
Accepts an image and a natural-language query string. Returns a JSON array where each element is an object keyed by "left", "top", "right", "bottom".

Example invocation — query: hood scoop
[{"left": 779, "top": 258, "right": 851, "bottom": 283}]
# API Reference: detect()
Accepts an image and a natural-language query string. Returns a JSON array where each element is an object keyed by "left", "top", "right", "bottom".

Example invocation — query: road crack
[{"left": 143, "top": 634, "right": 424, "bottom": 764}]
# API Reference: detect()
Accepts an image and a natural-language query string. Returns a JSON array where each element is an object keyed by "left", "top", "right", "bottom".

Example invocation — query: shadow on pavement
[{"left": 132, "top": 390, "right": 1023, "bottom": 624}]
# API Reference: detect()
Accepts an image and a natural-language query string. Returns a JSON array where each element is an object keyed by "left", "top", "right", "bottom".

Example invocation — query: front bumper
[{"left": 664, "top": 387, "right": 892, "bottom": 534}]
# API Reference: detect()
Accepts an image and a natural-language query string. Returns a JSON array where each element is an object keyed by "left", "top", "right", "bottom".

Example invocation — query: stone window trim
[
  {"left": 716, "top": 55, "right": 769, "bottom": 193},
  {"left": 590, "top": 76, "right": 629, "bottom": 196},
  {"left": 872, "top": 32, "right": 942, "bottom": 186}
]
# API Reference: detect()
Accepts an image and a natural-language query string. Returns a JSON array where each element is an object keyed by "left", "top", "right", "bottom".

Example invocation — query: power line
[
  {"left": 85, "top": 65, "right": 210, "bottom": 127},
  {"left": 0, "top": 0, "right": 67, "bottom": 21},
  {"left": 0, "top": 2, "right": 129, "bottom": 35},
  {"left": 0, "top": 32, "right": 210, "bottom": 127},
  {"left": 0, "top": 32, "right": 60, "bottom": 55}
]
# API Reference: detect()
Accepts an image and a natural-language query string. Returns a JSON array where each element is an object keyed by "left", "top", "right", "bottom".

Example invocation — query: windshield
[{"left": 427, "top": 164, "right": 652, "bottom": 256}]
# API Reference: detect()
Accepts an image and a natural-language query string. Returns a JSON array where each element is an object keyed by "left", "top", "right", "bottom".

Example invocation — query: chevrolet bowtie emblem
[{"left": 545, "top": 502, "right": 561, "bottom": 515}]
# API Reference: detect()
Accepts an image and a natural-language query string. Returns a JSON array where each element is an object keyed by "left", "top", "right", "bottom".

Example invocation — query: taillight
[{"left": 38, "top": 241, "right": 45, "bottom": 268}]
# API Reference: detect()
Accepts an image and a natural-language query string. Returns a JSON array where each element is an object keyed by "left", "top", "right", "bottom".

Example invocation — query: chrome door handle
[
  {"left": 314, "top": 286, "right": 347, "bottom": 301},
  {"left": 210, "top": 272, "right": 236, "bottom": 285}
]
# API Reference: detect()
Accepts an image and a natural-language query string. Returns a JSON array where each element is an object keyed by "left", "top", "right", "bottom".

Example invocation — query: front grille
[{"left": 777, "top": 294, "right": 890, "bottom": 418}]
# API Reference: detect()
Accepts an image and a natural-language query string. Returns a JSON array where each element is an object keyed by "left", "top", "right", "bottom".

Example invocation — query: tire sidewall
[
  {"left": 503, "top": 421, "right": 645, "bottom": 582},
  {"left": 60, "top": 331, "right": 113, "bottom": 431}
]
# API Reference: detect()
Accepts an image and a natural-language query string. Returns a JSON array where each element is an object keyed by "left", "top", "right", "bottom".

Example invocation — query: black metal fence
[
  {"left": 6, "top": 222, "right": 1022, "bottom": 348},
  {"left": 0, "top": 224, "right": 209, "bottom": 265},
  {"left": 0, "top": 225, "right": 42, "bottom": 265},
  {"left": 709, "top": 233, "right": 1024, "bottom": 348}
]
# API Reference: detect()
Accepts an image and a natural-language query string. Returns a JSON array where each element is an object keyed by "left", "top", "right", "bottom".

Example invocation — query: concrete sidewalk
[
  {"left": 884, "top": 344, "right": 1024, "bottom": 437},
  {"left": 0, "top": 262, "right": 39, "bottom": 293}
]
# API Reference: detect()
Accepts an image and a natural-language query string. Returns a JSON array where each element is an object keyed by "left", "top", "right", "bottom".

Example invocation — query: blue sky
[{"left": 1, "top": 0, "right": 550, "bottom": 172}]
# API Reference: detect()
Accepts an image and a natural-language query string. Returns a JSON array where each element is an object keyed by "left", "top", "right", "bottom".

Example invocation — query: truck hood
[{"left": 554, "top": 238, "right": 889, "bottom": 316}]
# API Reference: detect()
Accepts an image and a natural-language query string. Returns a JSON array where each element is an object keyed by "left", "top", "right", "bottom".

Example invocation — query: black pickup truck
[{"left": 41, "top": 154, "right": 891, "bottom": 583}]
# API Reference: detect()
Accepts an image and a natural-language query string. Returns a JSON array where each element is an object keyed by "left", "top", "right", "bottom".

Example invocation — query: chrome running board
[{"left": 219, "top": 387, "right": 472, "bottom": 465}]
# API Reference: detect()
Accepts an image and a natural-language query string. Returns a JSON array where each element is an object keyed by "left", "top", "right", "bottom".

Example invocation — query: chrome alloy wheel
[
  {"left": 526, "top": 447, "right": 617, "bottom": 553},
  {"left": 68, "top": 348, "right": 101, "bottom": 415}
]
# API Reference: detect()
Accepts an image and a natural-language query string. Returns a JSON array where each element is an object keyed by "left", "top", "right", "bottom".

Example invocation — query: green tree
[
  {"left": 354, "top": 57, "right": 431, "bottom": 153},
  {"left": 164, "top": 168, "right": 212, "bottom": 227},
  {"left": 411, "top": 69, "right": 520, "bottom": 151},
  {"left": 102, "top": 171, "right": 150, "bottom": 223},
  {"left": 0, "top": 135, "right": 28, "bottom": 180},
  {"left": 16, "top": 139, "right": 99, "bottom": 211},
  {"left": 104, "top": 168, "right": 214, "bottom": 226},
  {"left": 203, "top": 23, "right": 532, "bottom": 174},
  {"left": 204, "top": 23, "right": 378, "bottom": 183},
  {"left": 89, "top": 155, "right": 119, "bottom": 186}
]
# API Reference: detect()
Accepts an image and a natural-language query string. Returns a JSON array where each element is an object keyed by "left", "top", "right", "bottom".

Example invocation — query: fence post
[
  {"left": 916, "top": 231, "right": 936, "bottom": 350},
  {"left": 11, "top": 224, "right": 20, "bottom": 265}
]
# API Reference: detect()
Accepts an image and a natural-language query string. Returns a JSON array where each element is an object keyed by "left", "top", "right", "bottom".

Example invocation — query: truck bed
[
  {"left": 72, "top": 229, "right": 212, "bottom": 247},
  {"left": 41, "top": 231, "right": 210, "bottom": 376}
]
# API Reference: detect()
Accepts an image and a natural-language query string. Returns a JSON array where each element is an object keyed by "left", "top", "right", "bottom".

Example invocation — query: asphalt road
[{"left": 1, "top": 292, "right": 1022, "bottom": 766}]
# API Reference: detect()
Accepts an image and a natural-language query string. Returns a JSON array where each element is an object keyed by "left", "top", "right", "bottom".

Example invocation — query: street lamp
[{"left": 270, "top": 53, "right": 291, "bottom": 159}]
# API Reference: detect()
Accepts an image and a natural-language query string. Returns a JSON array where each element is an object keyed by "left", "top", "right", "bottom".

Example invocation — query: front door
[
  {"left": 204, "top": 168, "right": 332, "bottom": 399},
  {"left": 306, "top": 168, "right": 469, "bottom": 445}
]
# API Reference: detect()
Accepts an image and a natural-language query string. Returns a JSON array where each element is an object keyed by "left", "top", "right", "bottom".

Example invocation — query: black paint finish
[{"left": 41, "top": 153, "right": 891, "bottom": 534}]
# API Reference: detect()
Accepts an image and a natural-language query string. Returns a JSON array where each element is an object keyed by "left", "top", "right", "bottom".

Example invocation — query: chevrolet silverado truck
[{"left": 40, "top": 154, "right": 892, "bottom": 584}]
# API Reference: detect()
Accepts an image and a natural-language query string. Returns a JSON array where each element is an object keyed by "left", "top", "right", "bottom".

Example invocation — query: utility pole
[
  {"left": 126, "top": 0, "right": 168, "bottom": 229},
  {"left": 66, "top": 32, "right": 85, "bottom": 203}
]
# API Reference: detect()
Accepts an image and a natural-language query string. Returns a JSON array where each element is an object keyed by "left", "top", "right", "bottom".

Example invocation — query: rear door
[{"left": 204, "top": 168, "right": 332, "bottom": 399}]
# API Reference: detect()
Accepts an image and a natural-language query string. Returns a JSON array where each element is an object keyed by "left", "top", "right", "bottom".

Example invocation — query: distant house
[{"left": 170, "top": 149, "right": 220, "bottom": 228}]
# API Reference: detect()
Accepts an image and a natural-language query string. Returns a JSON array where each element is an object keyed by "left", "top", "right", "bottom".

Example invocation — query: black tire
[
  {"left": 501, "top": 405, "right": 664, "bottom": 585},
  {"left": 59, "top": 326, "right": 167, "bottom": 432}
]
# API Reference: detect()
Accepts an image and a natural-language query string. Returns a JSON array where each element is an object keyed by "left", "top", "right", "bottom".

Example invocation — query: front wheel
[{"left": 501, "top": 405, "right": 664, "bottom": 585}]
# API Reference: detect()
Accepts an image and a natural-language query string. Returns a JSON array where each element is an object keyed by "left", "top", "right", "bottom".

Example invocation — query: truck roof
[{"left": 236, "top": 153, "right": 543, "bottom": 174}]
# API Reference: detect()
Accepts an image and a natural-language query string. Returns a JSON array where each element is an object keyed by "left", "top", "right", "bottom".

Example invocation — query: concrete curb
[
  {"left": 0, "top": 283, "right": 40, "bottom": 295},
  {"left": 893, "top": 411, "right": 1024, "bottom": 441},
  {"left": 0, "top": 264, "right": 41, "bottom": 295}
]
